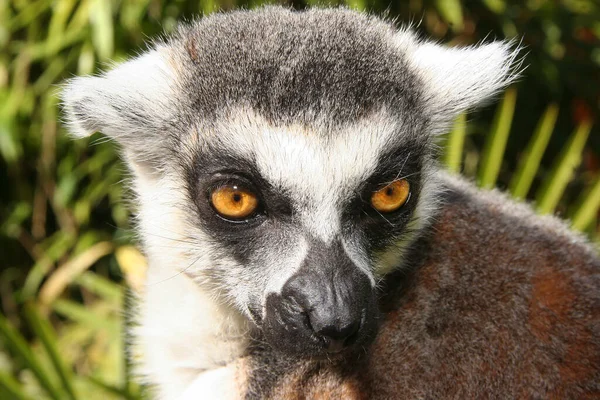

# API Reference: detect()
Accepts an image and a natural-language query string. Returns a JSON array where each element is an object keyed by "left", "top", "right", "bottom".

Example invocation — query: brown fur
[{"left": 241, "top": 172, "right": 600, "bottom": 399}]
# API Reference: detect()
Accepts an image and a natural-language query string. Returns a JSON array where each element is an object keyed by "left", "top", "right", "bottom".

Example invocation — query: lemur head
[{"left": 62, "top": 7, "right": 519, "bottom": 358}]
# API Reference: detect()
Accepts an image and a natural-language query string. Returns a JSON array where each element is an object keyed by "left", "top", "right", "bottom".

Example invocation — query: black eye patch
[
  {"left": 342, "top": 142, "right": 425, "bottom": 253},
  {"left": 184, "top": 145, "right": 294, "bottom": 229}
]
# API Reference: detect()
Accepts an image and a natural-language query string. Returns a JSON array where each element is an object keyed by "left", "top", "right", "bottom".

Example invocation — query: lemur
[{"left": 61, "top": 7, "right": 600, "bottom": 399}]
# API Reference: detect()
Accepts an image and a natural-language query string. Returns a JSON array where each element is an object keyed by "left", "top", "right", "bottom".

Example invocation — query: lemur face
[
  {"left": 61, "top": 8, "right": 519, "bottom": 357},
  {"left": 181, "top": 109, "right": 430, "bottom": 355}
]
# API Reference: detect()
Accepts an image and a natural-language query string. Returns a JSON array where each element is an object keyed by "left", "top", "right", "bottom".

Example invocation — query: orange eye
[
  {"left": 211, "top": 185, "right": 259, "bottom": 220},
  {"left": 370, "top": 179, "right": 410, "bottom": 213}
]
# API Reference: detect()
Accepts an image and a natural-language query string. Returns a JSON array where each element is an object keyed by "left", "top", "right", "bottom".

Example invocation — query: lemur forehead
[
  {"left": 191, "top": 107, "right": 419, "bottom": 199},
  {"left": 166, "top": 7, "right": 424, "bottom": 126}
]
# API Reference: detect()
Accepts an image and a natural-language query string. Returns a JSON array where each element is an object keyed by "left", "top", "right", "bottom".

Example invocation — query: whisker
[
  {"left": 146, "top": 252, "right": 203, "bottom": 286},
  {"left": 381, "top": 171, "right": 421, "bottom": 186},
  {"left": 393, "top": 151, "right": 411, "bottom": 181},
  {"left": 396, "top": 171, "right": 421, "bottom": 181},
  {"left": 373, "top": 208, "right": 395, "bottom": 227},
  {"left": 143, "top": 231, "right": 197, "bottom": 245}
]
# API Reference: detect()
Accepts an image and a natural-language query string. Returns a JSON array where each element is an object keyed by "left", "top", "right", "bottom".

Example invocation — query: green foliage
[
  {"left": 443, "top": 114, "right": 467, "bottom": 174},
  {"left": 477, "top": 88, "right": 517, "bottom": 189},
  {"left": 445, "top": 102, "right": 598, "bottom": 229},
  {"left": 509, "top": 104, "right": 559, "bottom": 200},
  {"left": 536, "top": 120, "right": 593, "bottom": 215},
  {"left": 0, "top": 311, "right": 64, "bottom": 399},
  {"left": 571, "top": 176, "right": 600, "bottom": 231},
  {"left": 0, "top": 0, "right": 598, "bottom": 398}
]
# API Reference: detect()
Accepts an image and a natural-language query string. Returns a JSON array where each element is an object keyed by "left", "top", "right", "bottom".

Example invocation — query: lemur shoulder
[{"left": 61, "top": 7, "right": 600, "bottom": 399}]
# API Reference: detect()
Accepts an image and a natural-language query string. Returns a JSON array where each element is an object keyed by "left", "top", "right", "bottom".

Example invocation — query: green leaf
[
  {"left": 77, "top": 41, "right": 96, "bottom": 76},
  {"left": 443, "top": 113, "right": 467, "bottom": 174},
  {"left": 536, "top": 120, "right": 593, "bottom": 215},
  {"left": 346, "top": 0, "right": 367, "bottom": 11},
  {"left": 509, "top": 104, "right": 559, "bottom": 199},
  {"left": 0, "top": 371, "right": 35, "bottom": 400},
  {"left": 24, "top": 304, "right": 78, "bottom": 400},
  {"left": 75, "top": 272, "right": 123, "bottom": 304},
  {"left": 435, "top": 0, "right": 464, "bottom": 31},
  {"left": 571, "top": 176, "right": 600, "bottom": 231},
  {"left": 52, "top": 300, "right": 120, "bottom": 333},
  {"left": 22, "top": 232, "right": 76, "bottom": 300},
  {"left": 47, "top": 0, "right": 78, "bottom": 51},
  {"left": 90, "top": 0, "right": 114, "bottom": 60},
  {"left": 482, "top": 0, "right": 506, "bottom": 14},
  {"left": 0, "top": 115, "right": 22, "bottom": 164},
  {"left": 478, "top": 88, "right": 517, "bottom": 189},
  {"left": 0, "top": 314, "right": 62, "bottom": 400},
  {"left": 6, "top": 0, "right": 52, "bottom": 32},
  {"left": 199, "top": 0, "right": 218, "bottom": 14}
]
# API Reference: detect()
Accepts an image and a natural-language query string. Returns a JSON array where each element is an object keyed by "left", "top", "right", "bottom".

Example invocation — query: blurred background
[{"left": 0, "top": 0, "right": 599, "bottom": 399}]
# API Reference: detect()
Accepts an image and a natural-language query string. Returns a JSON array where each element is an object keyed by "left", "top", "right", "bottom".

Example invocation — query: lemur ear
[
  {"left": 61, "top": 49, "right": 177, "bottom": 171},
  {"left": 407, "top": 39, "right": 522, "bottom": 127}
]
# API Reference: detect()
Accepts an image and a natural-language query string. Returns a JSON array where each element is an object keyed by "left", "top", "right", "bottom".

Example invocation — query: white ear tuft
[
  {"left": 60, "top": 49, "right": 177, "bottom": 142},
  {"left": 408, "top": 39, "right": 523, "bottom": 123},
  {"left": 60, "top": 49, "right": 179, "bottom": 171},
  {"left": 61, "top": 75, "right": 111, "bottom": 138}
]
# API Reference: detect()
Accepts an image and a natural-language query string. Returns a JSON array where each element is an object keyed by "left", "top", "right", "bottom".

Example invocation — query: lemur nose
[
  {"left": 311, "top": 319, "right": 361, "bottom": 353},
  {"left": 262, "top": 239, "right": 378, "bottom": 357}
]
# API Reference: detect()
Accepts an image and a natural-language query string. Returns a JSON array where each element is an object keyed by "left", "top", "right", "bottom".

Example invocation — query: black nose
[
  {"left": 281, "top": 260, "right": 368, "bottom": 353},
  {"left": 262, "top": 239, "right": 378, "bottom": 357},
  {"left": 311, "top": 319, "right": 361, "bottom": 353}
]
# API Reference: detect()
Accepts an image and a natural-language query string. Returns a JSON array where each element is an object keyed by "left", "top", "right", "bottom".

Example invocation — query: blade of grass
[
  {"left": 482, "top": 0, "right": 506, "bottom": 13},
  {"left": 90, "top": 0, "right": 114, "bottom": 60},
  {"left": 23, "top": 304, "right": 78, "bottom": 400},
  {"left": 38, "top": 241, "right": 113, "bottom": 307},
  {"left": 6, "top": 0, "right": 52, "bottom": 32},
  {"left": 199, "top": 0, "right": 217, "bottom": 14},
  {"left": 536, "top": 120, "right": 593, "bottom": 214},
  {"left": 22, "top": 231, "right": 75, "bottom": 300},
  {"left": 478, "top": 88, "right": 517, "bottom": 189},
  {"left": 0, "top": 372, "right": 35, "bottom": 400},
  {"left": 346, "top": 0, "right": 367, "bottom": 11},
  {"left": 47, "top": 0, "right": 78, "bottom": 45},
  {"left": 443, "top": 113, "right": 467, "bottom": 174},
  {"left": 52, "top": 300, "right": 120, "bottom": 333},
  {"left": 435, "top": 0, "right": 464, "bottom": 31},
  {"left": 509, "top": 103, "right": 559, "bottom": 199},
  {"left": 0, "top": 313, "right": 62, "bottom": 400},
  {"left": 74, "top": 271, "right": 124, "bottom": 304},
  {"left": 571, "top": 176, "right": 600, "bottom": 231}
]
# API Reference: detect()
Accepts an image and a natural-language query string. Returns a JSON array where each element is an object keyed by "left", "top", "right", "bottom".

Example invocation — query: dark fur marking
[{"left": 176, "top": 8, "right": 426, "bottom": 128}]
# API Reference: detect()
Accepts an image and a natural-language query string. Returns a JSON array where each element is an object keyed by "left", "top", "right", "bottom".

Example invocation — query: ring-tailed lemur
[{"left": 61, "top": 7, "right": 600, "bottom": 399}]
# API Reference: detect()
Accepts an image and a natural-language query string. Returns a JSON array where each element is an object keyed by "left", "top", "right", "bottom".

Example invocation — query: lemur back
[
  {"left": 242, "top": 171, "right": 600, "bottom": 399},
  {"left": 60, "top": 7, "right": 600, "bottom": 399}
]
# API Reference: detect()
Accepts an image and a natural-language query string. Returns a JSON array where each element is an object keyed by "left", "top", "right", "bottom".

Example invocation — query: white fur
[
  {"left": 395, "top": 31, "right": 521, "bottom": 128},
  {"left": 130, "top": 169, "right": 251, "bottom": 399},
  {"left": 61, "top": 48, "right": 176, "bottom": 140},
  {"left": 179, "top": 363, "right": 243, "bottom": 400}
]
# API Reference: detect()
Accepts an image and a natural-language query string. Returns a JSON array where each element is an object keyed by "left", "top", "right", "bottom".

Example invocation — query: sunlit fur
[{"left": 61, "top": 7, "right": 524, "bottom": 399}]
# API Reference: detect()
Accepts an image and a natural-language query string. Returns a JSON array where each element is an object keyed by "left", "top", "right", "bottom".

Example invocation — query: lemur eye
[
  {"left": 210, "top": 185, "right": 259, "bottom": 220},
  {"left": 371, "top": 179, "right": 410, "bottom": 213}
]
